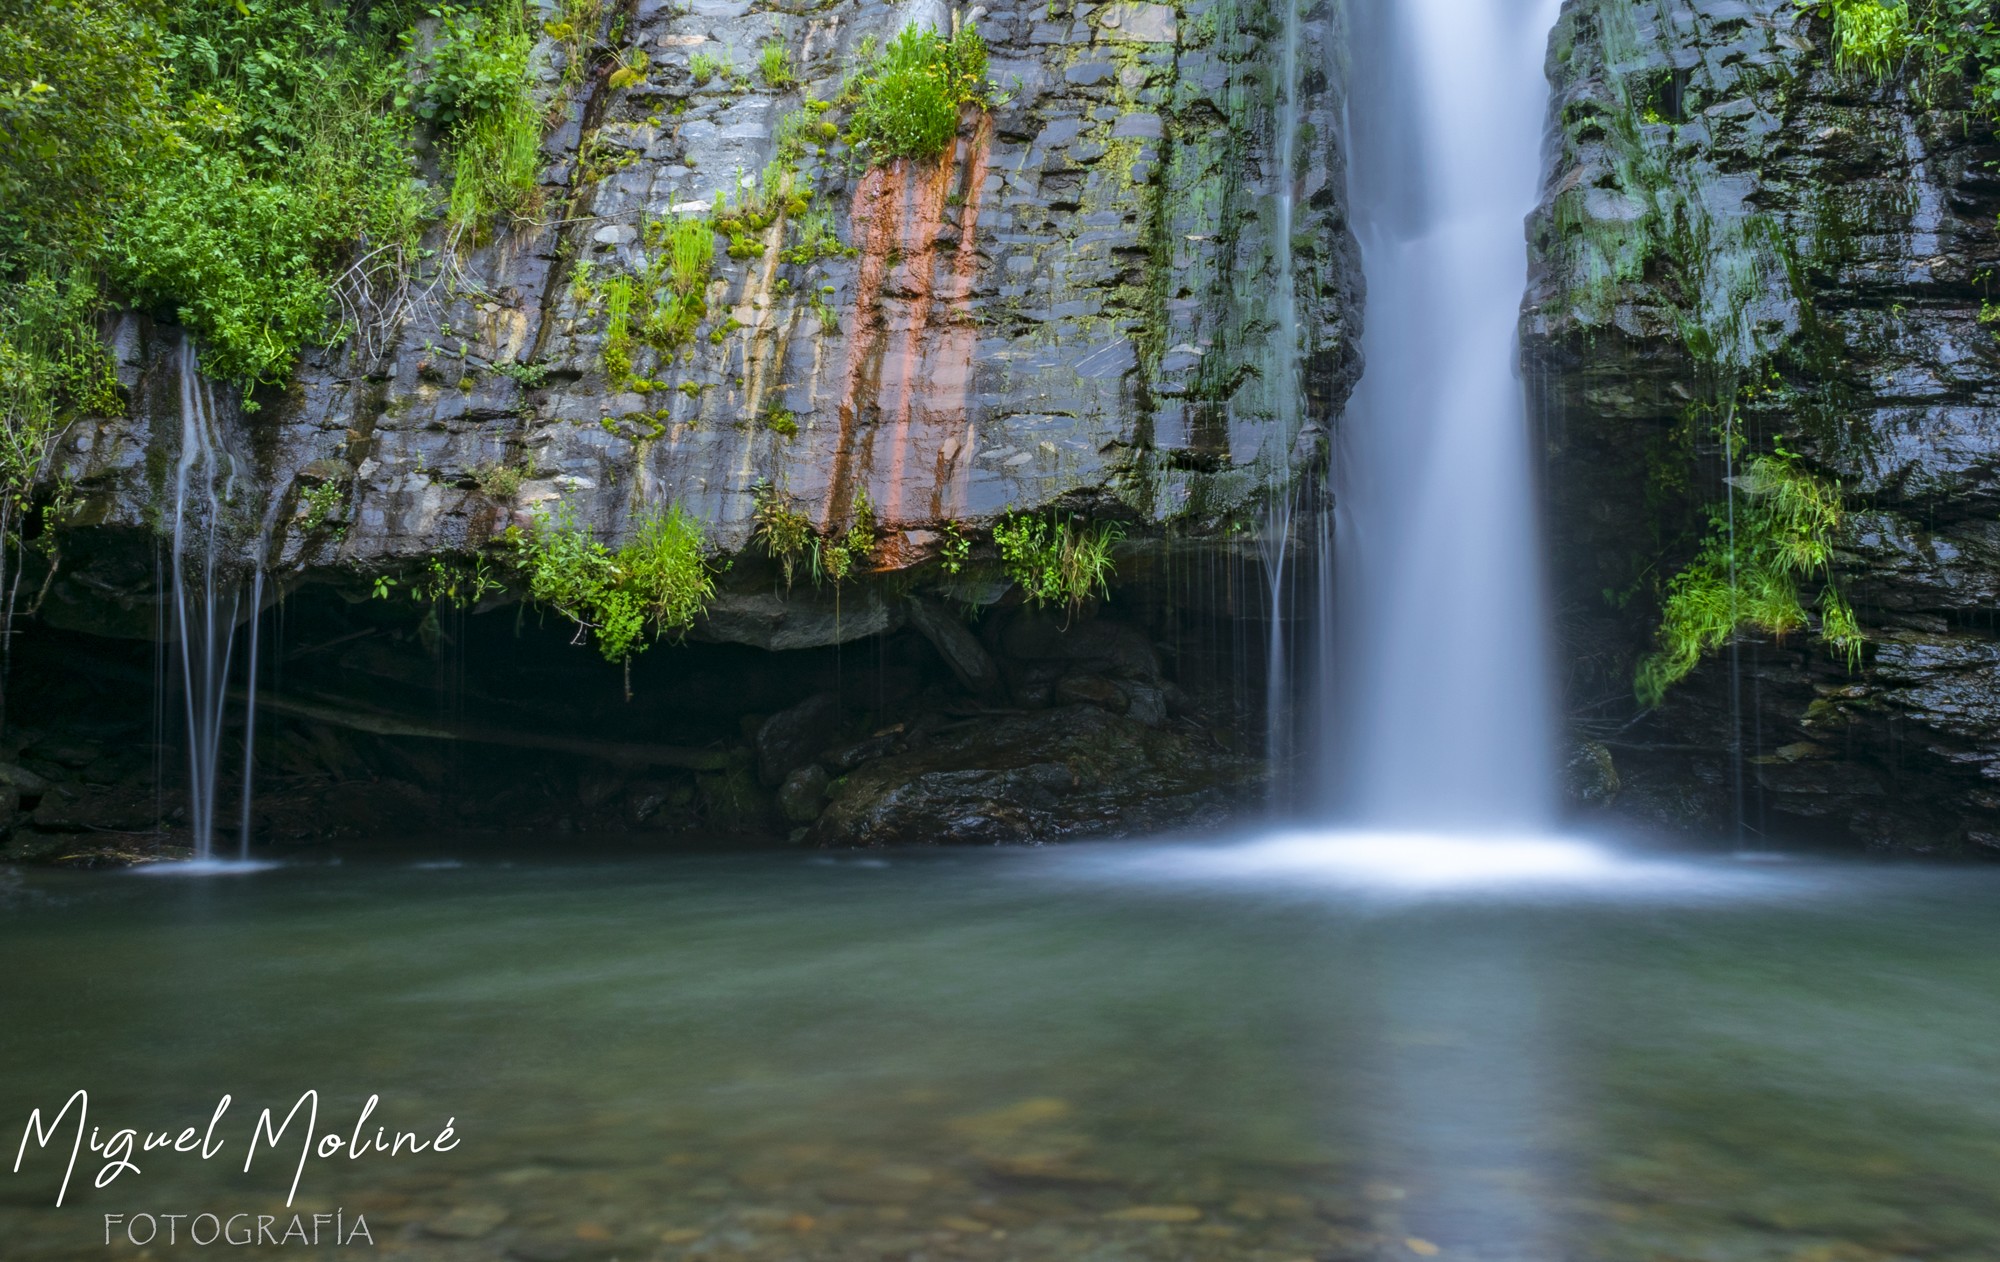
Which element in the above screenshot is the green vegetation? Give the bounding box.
[815,490,877,586]
[512,502,717,678]
[752,484,813,590]
[1796,1,2000,115]
[937,520,971,575]
[845,24,991,165]
[371,553,505,608]
[1636,453,1862,707]
[993,513,1123,616]
[759,37,797,90]
[588,215,719,387]
[689,50,725,86]
[1,0,548,403]
[1798,0,1909,76]
[298,480,345,532]
[472,460,525,499]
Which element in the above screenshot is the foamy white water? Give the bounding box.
[1332,0,1564,827]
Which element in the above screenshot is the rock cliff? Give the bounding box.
[1527,0,2000,851]
[5,0,1361,856]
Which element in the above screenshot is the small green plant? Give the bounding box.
[993,512,1123,616]
[938,520,972,575]
[765,406,798,437]
[814,489,877,586]
[298,479,345,532]
[419,554,505,608]
[495,359,550,388]
[1636,452,1863,707]
[752,483,813,590]
[472,461,525,499]
[759,37,797,89]
[846,24,990,165]
[601,273,636,382]
[689,50,725,85]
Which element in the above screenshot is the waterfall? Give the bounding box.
[167,338,265,861]
[1257,0,1306,799]
[1331,0,1561,828]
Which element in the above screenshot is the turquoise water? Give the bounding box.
[2,838,1998,1260]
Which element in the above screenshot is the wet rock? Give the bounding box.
[29,741,101,768]
[1563,741,1621,809]
[1527,0,2000,850]
[697,761,776,833]
[0,762,49,798]
[809,706,1258,847]
[1054,674,1128,712]
[778,764,829,824]
[755,694,844,787]
[697,589,906,652]
[824,729,903,773]
[906,598,1003,700]
[1000,613,1160,682]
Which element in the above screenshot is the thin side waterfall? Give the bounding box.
[1258,0,1306,797]
[167,338,265,860]
[1331,0,1560,828]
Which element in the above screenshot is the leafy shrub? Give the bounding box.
[689,50,725,85]
[114,154,363,387]
[937,520,971,574]
[432,2,543,239]
[993,513,1123,615]
[415,3,535,127]
[298,479,345,532]
[106,0,428,386]
[1636,453,1862,707]
[847,24,990,164]
[0,268,119,527]
[512,502,716,668]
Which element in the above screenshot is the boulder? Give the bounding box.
[754,693,844,787]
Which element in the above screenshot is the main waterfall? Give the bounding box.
[1330,0,1562,827]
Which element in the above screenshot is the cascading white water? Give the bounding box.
[1331,0,1561,828]
[1258,0,1306,794]
[167,338,264,861]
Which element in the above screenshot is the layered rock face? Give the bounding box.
[54,0,1358,612]
[1528,0,2000,850]
[11,0,1361,853]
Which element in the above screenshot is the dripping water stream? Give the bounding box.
[166,337,266,861]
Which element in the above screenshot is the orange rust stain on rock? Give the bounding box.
[825,164,902,528]
[827,113,994,539]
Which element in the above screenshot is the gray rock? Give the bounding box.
[0,763,50,797]
[905,598,1003,699]
[779,763,830,823]
[755,694,844,787]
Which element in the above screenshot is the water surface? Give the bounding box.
[2,837,1996,1260]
